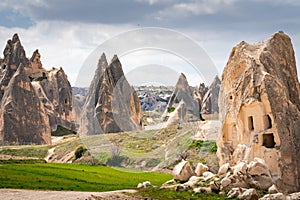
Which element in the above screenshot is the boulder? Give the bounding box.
[233,161,247,175]
[239,188,258,200]
[193,187,212,194]
[286,192,300,200]
[268,184,279,194]
[247,158,270,176]
[195,163,209,176]
[218,163,230,176]
[183,176,201,188]
[173,160,195,182]
[217,31,300,192]
[137,181,151,188]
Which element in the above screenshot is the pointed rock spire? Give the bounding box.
[0,63,51,145]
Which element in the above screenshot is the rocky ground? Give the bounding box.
[0,189,140,200]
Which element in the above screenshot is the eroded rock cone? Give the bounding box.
[0,64,51,145]
[217,31,300,193]
[79,53,142,135]
[164,73,200,124]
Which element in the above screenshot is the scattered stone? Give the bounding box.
[209,180,220,191]
[193,187,212,194]
[247,158,270,176]
[137,181,152,189]
[218,163,230,177]
[173,160,195,182]
[202,171,215,181]
[195,163,209,176]
[239,188,258,200]
[268,184,279,194]
[183,176,201,188]
[175,184,188,191]
[232,162,247,175]
[220,177,231,188]
[260,193,286,200]
[286,192,300,200]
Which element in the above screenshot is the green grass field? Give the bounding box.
[0,163,172,192]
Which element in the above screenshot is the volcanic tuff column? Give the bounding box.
[217,31,300,192]
[164,73,200,124]
[79,53,142,135]
[0,64,51,145]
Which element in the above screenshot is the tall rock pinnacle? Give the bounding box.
[217,31,300,192]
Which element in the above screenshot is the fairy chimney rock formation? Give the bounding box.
[79,53,142,135]
[0,64,51,145]
[164,73,200,124]
[217,31,300,192]
[0,33,74,144]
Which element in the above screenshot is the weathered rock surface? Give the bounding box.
[217,31,300,192]
[0,64,51,145]
[32,67,74,131]
[201,76,221,114]
[79,53,142,135]
[164,73,200,125]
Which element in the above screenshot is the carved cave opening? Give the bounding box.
[263,133,275,148]
[265,114,272,129]
[248,116,254,131]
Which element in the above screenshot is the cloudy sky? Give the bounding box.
[0,0,300,86]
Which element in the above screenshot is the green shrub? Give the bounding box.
[74,146,87,160]
[167,107,175,113]
[210,143,218,153]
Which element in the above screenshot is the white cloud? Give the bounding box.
[0,21,135,85]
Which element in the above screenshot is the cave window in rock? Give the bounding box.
[64,98,68,104]
[248,116,254,131]
[265,114,272,129]
[262,133,275,148]
[42,72,46,77]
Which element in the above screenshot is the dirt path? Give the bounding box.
[0,189,145,200]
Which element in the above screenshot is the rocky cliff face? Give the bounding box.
[79,53,142,135]
[217,31,300,192]
[164,73,200,125]
[201,76,221,114]
[0,64,51,145]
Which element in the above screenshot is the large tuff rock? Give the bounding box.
[32,67,74,131]
[79,53,142,135]
[164,73,200,124]
[0,64,51,145]
[201,76,221,114]
[217,31,300,192]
